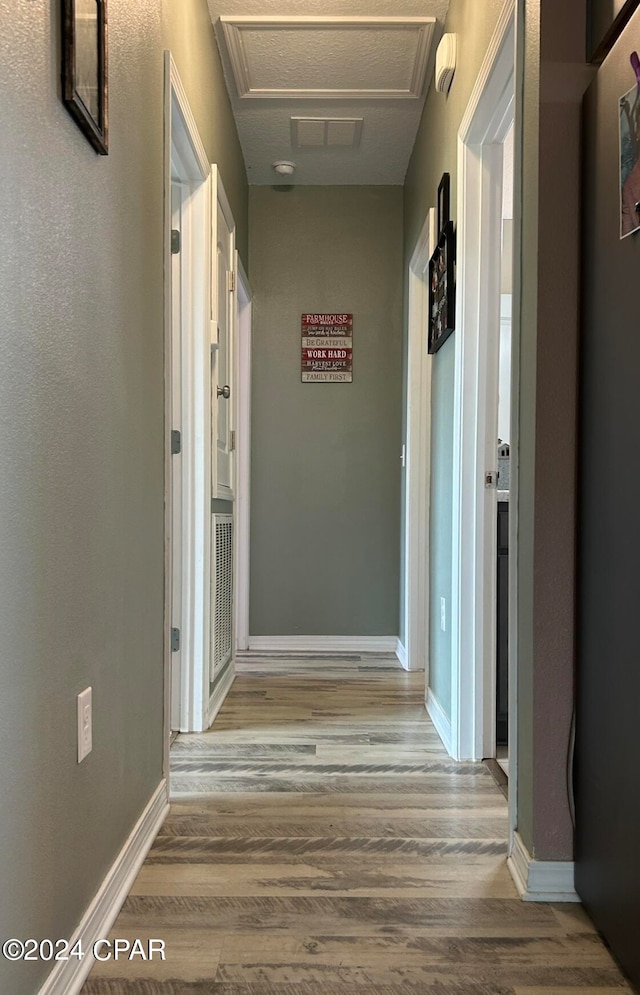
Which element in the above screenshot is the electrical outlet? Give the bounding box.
[440,597,446,632]
[77,687,92,763]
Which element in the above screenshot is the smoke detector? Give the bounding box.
[273,160,296,177]
[435,33,457,94]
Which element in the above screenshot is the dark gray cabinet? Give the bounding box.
[576,10,640,989]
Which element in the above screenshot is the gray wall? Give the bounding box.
[249,186,403,637]
[402,0,506,712]
[0,2,246,992]
[163,0,248,261]
[515,0,591,860]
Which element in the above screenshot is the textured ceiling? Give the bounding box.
[207,0,451,185]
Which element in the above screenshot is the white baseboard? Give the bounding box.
[248,636,399,655]
[208,659,236,726]
[426,688,453,755]
[395,639,408,669]
[508,830,579,902]
[38,781,169,995]
[395,638,426,672]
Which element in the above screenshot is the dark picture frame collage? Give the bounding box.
[428,172,456,355]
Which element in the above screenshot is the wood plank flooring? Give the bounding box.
[82,655,633,994]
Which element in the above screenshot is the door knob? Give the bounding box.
[217,385,231,399]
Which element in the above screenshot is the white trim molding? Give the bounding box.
[450,0,516,764]
[458,0,515,141]
[508,0,526,858]
[248,636,399,655]
[426,689,452,755]
[218,16,436,100]
[234,256,252,654]
[208,660,236,727]
[395,639,408,669]
[508,831,579,903]
[38,782,169,995]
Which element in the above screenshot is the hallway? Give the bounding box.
[82,657,630,993]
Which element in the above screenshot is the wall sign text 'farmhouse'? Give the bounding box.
[301,313,353,383]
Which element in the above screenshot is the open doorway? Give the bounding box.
[208,170,239,726]
[164,55,212,753]
[496,124,514,776]
[448,0,517,777]
[164,54,243,765]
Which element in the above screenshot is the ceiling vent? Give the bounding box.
[435,33,457,94]
[291,117,364,150]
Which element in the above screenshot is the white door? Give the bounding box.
[212,195,235,500]
[210,172,236,686]
[170,178,183,732]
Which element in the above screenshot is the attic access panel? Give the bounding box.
[218,16,436,99]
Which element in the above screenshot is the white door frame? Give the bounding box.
[402,209,436,673]
[235,255,253,652]
[169,179,184,735]
[450,0,516,763]
[164,52,212,753]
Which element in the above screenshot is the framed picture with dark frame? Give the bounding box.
[619,81,640,237]
[437,172,450,236]
[62,0,109,154]
[428,220,456,355]
[588,0,639,63]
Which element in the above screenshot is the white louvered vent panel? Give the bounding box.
[211,515,233,682]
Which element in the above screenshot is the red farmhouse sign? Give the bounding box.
[301,313,353,383]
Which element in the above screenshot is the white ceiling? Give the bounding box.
[207,0,451,185]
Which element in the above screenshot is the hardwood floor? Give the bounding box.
[82,655,632,994]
